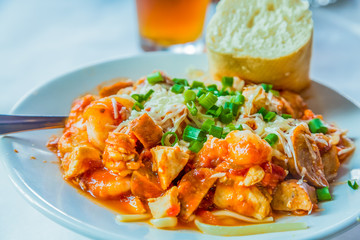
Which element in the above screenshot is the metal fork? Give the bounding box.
[0,115,67,134]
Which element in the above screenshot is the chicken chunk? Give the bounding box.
[289,124,328,188]
[271,180,317,213]
[58,127,90,156]
[80,168,131,198]
[62,145,102,179]
[214,181,271,220]
[148,186,180,218]
[196,131,272,171]
[178,168,218,220]
[242,86,285,115]
[129,113,163,149]
[151,146,189,190]
[103,132,139,175]
[244,165,265,187]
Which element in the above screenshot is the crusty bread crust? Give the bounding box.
[206,0,313,92]
[208,35,312,92]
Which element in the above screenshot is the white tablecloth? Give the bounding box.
[1,0,359,239]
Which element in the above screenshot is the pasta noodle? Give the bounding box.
[194,219,307,236]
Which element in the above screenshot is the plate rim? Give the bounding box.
[2,52,360,240]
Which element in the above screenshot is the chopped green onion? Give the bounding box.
[131,94,144,102]
[131,90,154,103]
[224,102,240,116]
[191,81,205,89]
[183,125,206,142]
[132,102,144,111]
[206,105,218,116]
[209,125,223,138]
[198,92,218,110]
[221,132,229,139]
[308,118,328,134]
[221,76,234,89]
[213,90,220,96]
[186,101,198,116]
[221,90,230,96]
[258,107,268,118]
[270,89,280,97]
[143,89,155,101]
[201,119,215,133]
[281,114,292,119]
[206,105,223,118]
[172,78,189,86]
[219,109,233,124]
[264,133,279,146]
[184,89,196,103]
[258,107,277,122]
[225,123,242,132]
[197,88,207,98]
[264,111,277,122]
[348,180,359,190]
[171,84,185,94]
[207,84,218,92]
[237,124,243,130]
[188,140,204,153]
[316,187,332,201]
[215,89,230,96]
[227,123,236,131]
[230,94,245,105]
[161,132,178,147]
[147,72,164,85]
[261,83,273,93]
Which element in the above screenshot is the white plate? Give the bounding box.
[1,53,359,240]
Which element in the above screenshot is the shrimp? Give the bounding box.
[65,94,96,129]
[226,130,272,168]
[102,132,140,175]
[57,94,96,156]
[80,168,131,199]
[196,130,272,171]
[83,96,133,150]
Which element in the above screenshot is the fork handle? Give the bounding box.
[0,115,67,134]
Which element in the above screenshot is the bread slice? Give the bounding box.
[206,0,313,92]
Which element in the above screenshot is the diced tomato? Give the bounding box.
[261,162,287,189]
[166,204,181,217]
[302,109,315,120]
[302,109,323,120]
[196,210,218,225]
[228,168,249,176]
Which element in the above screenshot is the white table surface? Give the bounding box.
[0,0,359,239]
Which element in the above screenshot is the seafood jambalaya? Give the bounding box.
[48,71,355,234]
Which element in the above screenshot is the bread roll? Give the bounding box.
[206,0,313,92]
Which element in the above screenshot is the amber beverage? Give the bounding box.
[136,0,210,51]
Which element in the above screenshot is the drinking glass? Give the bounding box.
[136,0,210,54]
